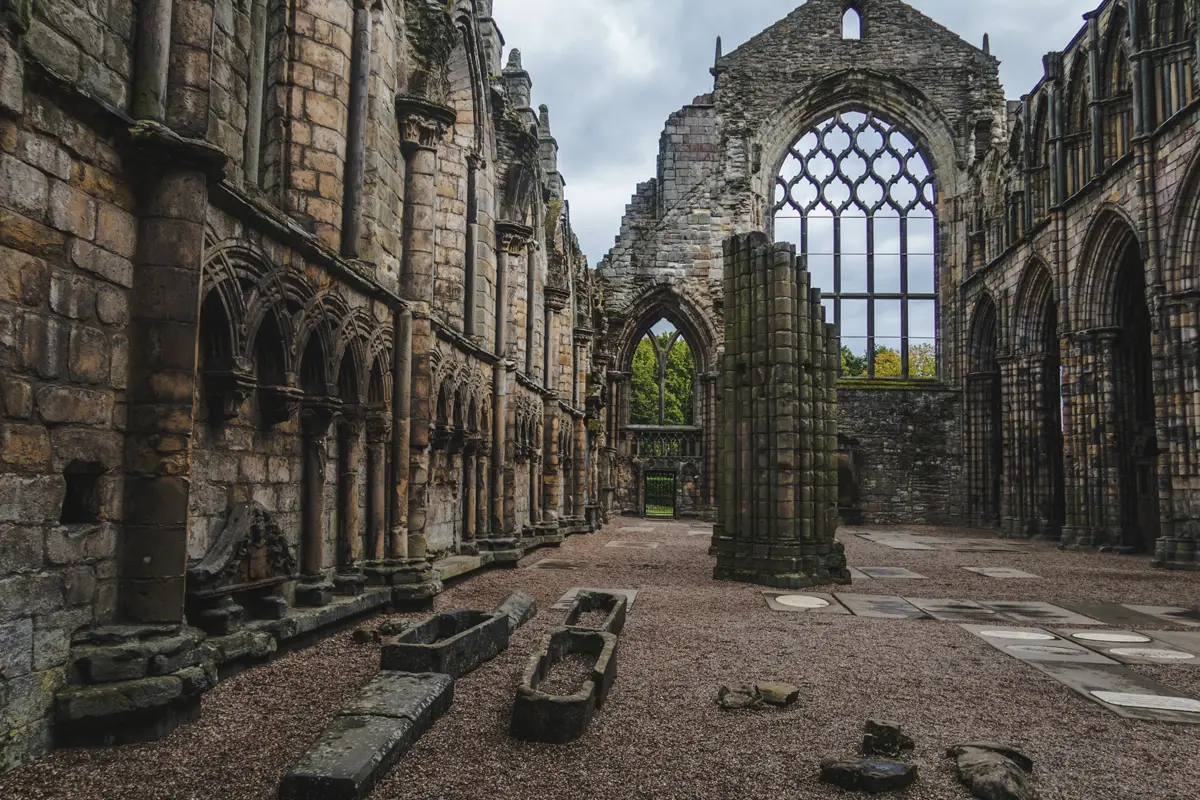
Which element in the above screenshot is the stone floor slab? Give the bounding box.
[1054,602,1170,628]
[604,541,661,550]
[1122,605,1200,628]
[526,559,590,571]
[1029,661,1200,723]
[762,592,850,614]
[1138,630,1200,657]
[856,567,928,580]
[551,588,639,611]
[618,526,655,533]
[980,601,1104,626]
[906,598,1005,623]
[848,567,873,581]
[962,567,1040,579]
[834,594,929,620]
[962,625,1116,664]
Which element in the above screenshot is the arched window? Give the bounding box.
[630,320,696,425]
[1103,7,1134,167]
[1031,98,1051,218]
[1065,54,1093,196]
[774,110,938,380]
[1148,0,1194,125]
[842,7,862,40]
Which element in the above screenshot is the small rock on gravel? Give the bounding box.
[756,681,801,707]
[378,620,409,637]
[948,741,1034,774]
[819,757,919,793]
[950,746,1039,800]
[861,718,915,757]
[351,627,380,644]
[716,684,763,710]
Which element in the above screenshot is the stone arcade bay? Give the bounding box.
[2,0,1200,797]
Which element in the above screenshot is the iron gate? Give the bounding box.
[643,472,676,518]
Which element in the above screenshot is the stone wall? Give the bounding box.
[0,0,602,769]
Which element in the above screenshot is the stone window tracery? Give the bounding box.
[1066,54,1093,196]
[773,110,938,379]
[630,320,696,425]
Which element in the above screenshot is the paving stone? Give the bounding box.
[618,526,655,533]
[979,601,1104,626]
[1030,661,1200,724]
[1057,630,1199,665]
[834,594,930,620]
[1055,602,1173,628]
[963,567,1040,579]
[604,541,660,549]
[907,598,1004,623]
[856,567,927,579]
[761,592,850,614]
[847,566,873,581]
[1121,605,1200,628]
[526,559,590,571]
[1141,630,1200,657]
[550,588,639,611]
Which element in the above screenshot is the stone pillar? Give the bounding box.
[572,414,587,519]
[462,447,477,547]
[133,0,173,121]
[243,0,268,184]
[1155,294,1200,569]
[543,401,561,523]
[365,413,389,562]
[700,372,719,516]
[491,223,532,543]
[395,99,452,586]
[712,233,850,588]
[335,416,366,593]
[341,0,373,256]
[297,407,335,607]
[389,307,412,561]
[120,166,211,624]
[476,451,489,543]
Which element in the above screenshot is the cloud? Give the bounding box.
[490,0,1100,265]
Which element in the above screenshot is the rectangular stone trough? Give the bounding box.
[379,610,508,678]
[279,672,453,800]
[562,590,628,635]
[511,629,618,744]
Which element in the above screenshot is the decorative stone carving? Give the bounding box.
[186,502,300,634]
[396,95,456,150]
[203,356,256,421]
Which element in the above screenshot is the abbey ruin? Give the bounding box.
[1,0,1200,796]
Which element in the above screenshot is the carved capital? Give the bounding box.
[301,399,340,436]
[366,411,392,443]
[204,356,256,422]
[396,94,456,151]
[259,374,304,427]
[496,220,533,255]
[545,286,570,311]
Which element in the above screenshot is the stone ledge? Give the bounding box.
[279,672,454,800]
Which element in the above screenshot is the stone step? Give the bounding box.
[432,555,485,582]
[279,672,454,800]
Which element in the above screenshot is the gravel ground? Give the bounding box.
[4,520,1200,800]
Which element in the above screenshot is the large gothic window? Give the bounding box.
[774,111,938,379]
[630,320,696,425]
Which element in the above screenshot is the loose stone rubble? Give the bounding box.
[948,743,1039,800]
[861,719,916,758]
[819,757,920,793]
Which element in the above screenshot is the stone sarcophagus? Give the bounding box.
[711,233,851,588]
[186,502,301,634]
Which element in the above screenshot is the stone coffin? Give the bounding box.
[562,590,627,635]
[510,629,618,744]
[379,611,509,678]
[279,672,453,800]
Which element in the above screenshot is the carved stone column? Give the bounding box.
[335,415,366,595]
[461,443,477,551]
[365,413,390,563]
[297,405,337,607]
[389,99,453,602]
[542,400,561,523]
[489,222,533,548]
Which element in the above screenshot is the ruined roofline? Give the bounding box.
[718,0,999,69]
[1011,0,1108,103]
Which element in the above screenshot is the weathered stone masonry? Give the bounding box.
[0,0,603,768]
[600,0,1200,568]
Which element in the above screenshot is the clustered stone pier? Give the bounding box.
[711,233,850,588]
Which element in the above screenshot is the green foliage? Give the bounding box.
[873,346,903,378]
[909,342,937,379]
[630,332,695,425]
[840,346,867,378]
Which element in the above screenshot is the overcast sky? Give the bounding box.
[491,0,1100,269]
